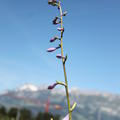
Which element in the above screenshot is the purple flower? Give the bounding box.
[57,27,64,32]
[63,114,69,120]
[47,47,57,52]
[50,36,59,42]
[56,54,65,59]
[53,17,61,25]
[47,45,61,52]
[48,83,58,90]
[56,45,61,49]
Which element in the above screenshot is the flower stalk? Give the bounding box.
[47,0,76,120]
[58,1,72,120]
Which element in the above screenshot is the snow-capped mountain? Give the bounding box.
[16,84,39,92]
[0,84,120,120]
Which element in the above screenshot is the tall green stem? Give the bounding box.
[58,1,72,120]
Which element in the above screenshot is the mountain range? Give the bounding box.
[0,84,120,120]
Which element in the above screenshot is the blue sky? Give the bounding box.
[0,0,120,94]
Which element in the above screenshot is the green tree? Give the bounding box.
[19,108,32,120]
[36,112,43,120]
[8,107,18,120]
[43,112,53,120]
[0,106,7,118]
[54,114,60,120]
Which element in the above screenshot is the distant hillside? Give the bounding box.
[0,84,120,120]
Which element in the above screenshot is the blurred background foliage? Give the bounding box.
[0,106,60,120]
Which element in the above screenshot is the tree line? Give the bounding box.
[0,106,60,120]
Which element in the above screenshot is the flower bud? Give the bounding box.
[48,83,58,90]
[56,54,65,59]
[53,17,61,25]
[47,45,61,52]
[50,36,59,42]
[48,0,58,6]
[57,27,64,32]
[47,47,56,52]
[56,44,61,49]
